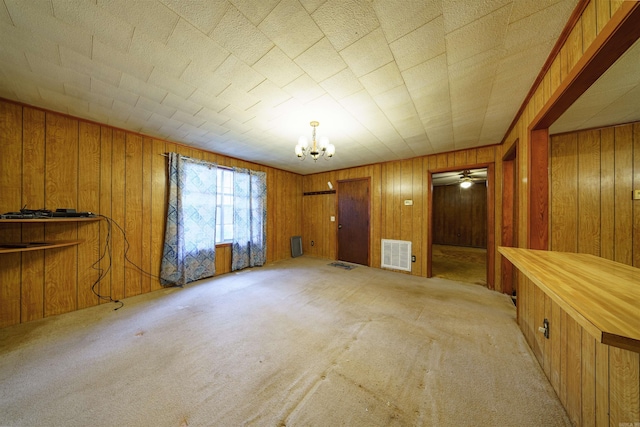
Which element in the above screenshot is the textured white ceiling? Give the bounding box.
[550,37,640,135]
[0,0,579,175]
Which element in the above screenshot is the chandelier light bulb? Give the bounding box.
[294,121,336,162]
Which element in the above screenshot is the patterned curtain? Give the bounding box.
[231,168,267,271]
[160,153,218,286]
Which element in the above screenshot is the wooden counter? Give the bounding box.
[499,247,640,353]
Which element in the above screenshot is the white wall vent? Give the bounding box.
[381,239,412,272]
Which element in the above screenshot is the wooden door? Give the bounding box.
[337,178,370,265]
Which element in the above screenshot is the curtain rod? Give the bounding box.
[160,153,233,171]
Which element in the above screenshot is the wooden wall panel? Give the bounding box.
[577,130,601,256]
[21,108,46,322]
[635,123,640,269]
[600,127,615,261]
[125,134,143,298]
[111,130,126,302]
[98,127,113,302]
[44,113,79,317]
[550,133,578,252]
[432,184,487,248]
[614,125,633,265]
[0,102,22,327]
[141,137,152,294]
[0,100,303,327]
[609,347,640,426]
[77,121,101,309]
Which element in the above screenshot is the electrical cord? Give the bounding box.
[90,214,164,310]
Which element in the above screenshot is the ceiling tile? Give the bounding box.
[253,46,304,87]
[136,95,177,119]
[340,28,394,77]
[65,83,113,109]
[283,74,325,104]
[0,24,61,66]
[259,0,324,58]
[319,67,364,100]
[218,84,260,111]
[359,61,403,96]
[229,0,280,26]
[93,39,153,82]
[160,0,229,34]
[503,1,575,56]
[148,68,196,99]
[210,5,274,65]
[0,43,32,72]
[374,0,441,42]
[119,73,167,103]
[312,0,380,51]
[0,0,12,25]
[445,4,511,65]
[219,103,255,124]
[442,0,512,34]
[509,0,567,23]
[167,19,229,72]
[180,63,229,97]
[60,46,121,87]
[213,55,265,91]
[299,0,326,14]
[390,16,445,71]
[5,0,92,57]
[129,29,190,78]
[294,37,347,82]
[248,79,292,107]
[92,78,139,107]
[52,0,134,52]
[96,0,180,44]
[26,52,91,92]
[189,89,229,115]
[171,109,206,128]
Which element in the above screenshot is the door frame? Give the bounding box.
[427,162,495,289]
[336,177,371,266]
[501,140,518,295]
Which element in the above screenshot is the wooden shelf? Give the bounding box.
[499,247,640,353]
[0,240,82,254]
[0,217,100,223]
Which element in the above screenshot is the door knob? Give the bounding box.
[338,224,342,229]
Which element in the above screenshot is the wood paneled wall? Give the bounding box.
[519,278,640,426]
[432,183,487,248]
[502,1,639,426]
[0,99,302,328]
[550,123,640,264]
[302,147,497,280]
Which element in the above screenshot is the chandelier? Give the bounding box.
[294,121,335,161]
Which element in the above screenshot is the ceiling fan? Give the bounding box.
[458,170,485,188]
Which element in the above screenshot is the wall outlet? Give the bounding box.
[411,255,416,262]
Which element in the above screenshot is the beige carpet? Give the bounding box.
[0,256,569,426]
[432,244,487,286]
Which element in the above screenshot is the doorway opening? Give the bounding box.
[430,167,490,286]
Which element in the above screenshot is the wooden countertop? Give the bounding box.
[499,247,640,353]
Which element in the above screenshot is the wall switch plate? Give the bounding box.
[634,190,640,200]
[330,216,335,222]
[404,200,413,206]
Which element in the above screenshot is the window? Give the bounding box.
[216,168,234,243]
